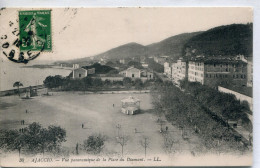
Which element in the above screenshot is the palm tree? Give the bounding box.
[13,81,23,97]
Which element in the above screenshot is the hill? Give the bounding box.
[94,42,148,61]
[62,32,200,65]
[59,23,253,66]
[183,23,253,58]
[146,32,202,61]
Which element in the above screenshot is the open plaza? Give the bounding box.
[0,92,203,157]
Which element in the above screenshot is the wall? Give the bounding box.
[98,77,124,81]
[218,86,253,111]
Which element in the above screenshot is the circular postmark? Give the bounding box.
[0,9,52,64]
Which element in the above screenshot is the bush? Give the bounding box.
[83,135,105,154]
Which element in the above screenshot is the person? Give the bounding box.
[82,124,84,129]
[76,143,79,155]
[134,128,137,133]
[166,126,168,132]
[113,104,114,107]
[26,109,28,113]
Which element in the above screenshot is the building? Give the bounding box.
[140,70,154,80]
[121,96,140,115]
[72,67,95,79]
[172,58,187,84]
[119,66,154,81]
[188,56,248,87]
[119,67,141,78]
[72,64,79,69]
[142,63,149,69]
[120,59,126,64]
[247,57,253,87]
[154,56,169,65]
[164,62,172,78]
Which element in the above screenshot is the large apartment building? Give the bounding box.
[188,55,248,87]
[164,62,172,78]
[172,58,187,84]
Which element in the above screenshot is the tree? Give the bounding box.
[123,77,132,88]
[83,134,105,154]
[127,61,143,69]
[43,75,64,89]
[134,78,143,90]
[104,79,111,87]
[0,122,66,156]
[13,81,23,96]
[92,78,103,88]
[116,135,128,157]
[46,125,67,152]
[140,137,149,157]
[0,130,25,157]
[163,133,177,154]
[82,76,93,90]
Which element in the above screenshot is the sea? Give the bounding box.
[0,60,71,91]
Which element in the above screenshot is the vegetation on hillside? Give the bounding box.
[82,63,118,74]
[147,32,202,61]
[183,23,253,58]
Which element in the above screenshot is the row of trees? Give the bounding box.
[0,123,66,157]
[43,75,153,91]
[151,81,250,154]
[179,79,252,131]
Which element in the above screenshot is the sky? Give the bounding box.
[0,7,253,61]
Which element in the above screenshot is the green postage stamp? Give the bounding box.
[19,10,52,51]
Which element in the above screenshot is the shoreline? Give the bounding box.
[0,87,151,97]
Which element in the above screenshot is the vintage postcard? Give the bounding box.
[0,7,253,166]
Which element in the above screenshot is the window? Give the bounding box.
[132,74,135,78]
[79,74,81,77]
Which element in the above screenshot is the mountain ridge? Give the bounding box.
[59,23,252,65]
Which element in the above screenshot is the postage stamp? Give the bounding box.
[19,10,52,52]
